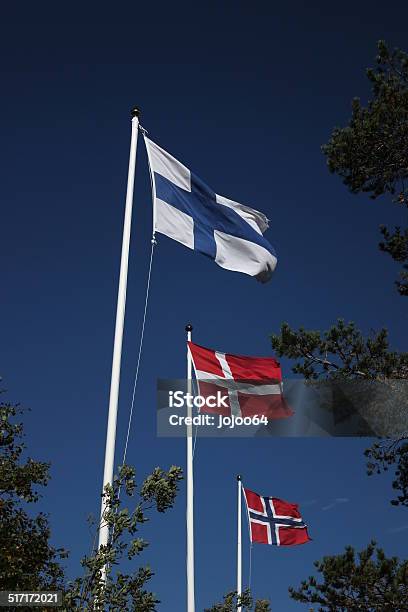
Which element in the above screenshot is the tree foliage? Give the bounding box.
[365,438,408,508]
[271,320,408,506]
[0,400,67,593]
[322,40,408,295]
[271,319,408,381]
[205,588,271,612]
[63,464,183,611]
[1,395,183,610]
[289,541,408,611]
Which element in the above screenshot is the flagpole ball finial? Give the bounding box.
[185,324,193,332]
[131,106,141,118]
[237,474,242,481]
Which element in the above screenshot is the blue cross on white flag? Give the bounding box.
[144,136,277,282]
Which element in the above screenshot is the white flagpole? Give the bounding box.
[186,324,195,612]
[237,474,242,611]
[98,107,140,572]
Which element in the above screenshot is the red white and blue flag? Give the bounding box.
[188,341,293,419]
[243,488,311,546]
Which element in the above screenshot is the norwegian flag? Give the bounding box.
[188,341,293,419]
[243,488,311,546]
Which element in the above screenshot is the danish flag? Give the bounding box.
[243,488,311,546]
[188,341,293,419]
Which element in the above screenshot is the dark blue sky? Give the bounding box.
[2,2,408,610]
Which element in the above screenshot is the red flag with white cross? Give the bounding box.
[188,341,293,419]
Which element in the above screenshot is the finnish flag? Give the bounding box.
[144,136,277,282]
